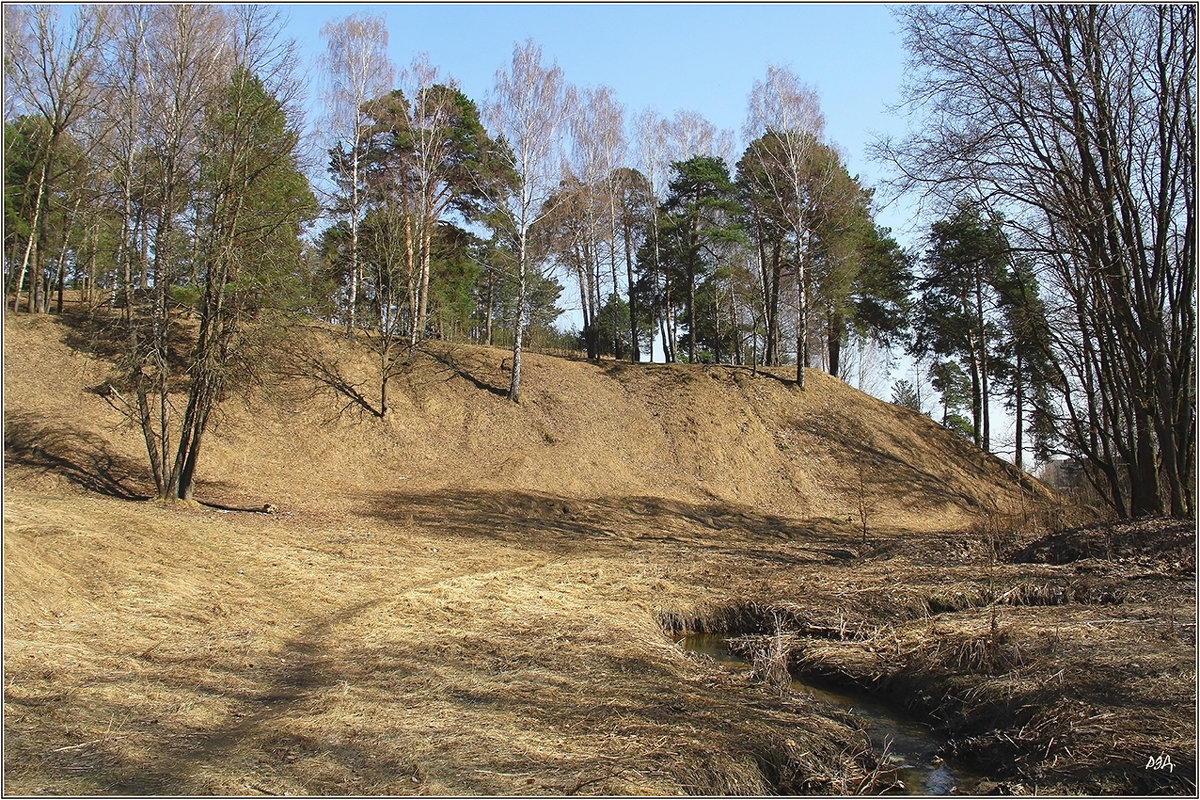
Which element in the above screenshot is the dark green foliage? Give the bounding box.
[849,226,913,350]
[657,155,743,363]
[360,84,505,223]
[592,294,632,360]
[4,118,44,252]
[329,82,513,343]
[891,379,922,412]
[486,265,565,348]
[911,201,1010,450]
[314,220,354,317]
[929,360,974,441]
[428,222,486,340]
[735,132,909,375]
[910,201,1060,468]
[198,67,318,320]
[4,115,90,309]
[991,259,1061,469]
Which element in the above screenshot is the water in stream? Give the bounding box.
[682,633,982,796]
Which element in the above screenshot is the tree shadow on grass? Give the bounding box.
[3,410,149,500]
[4,589,866,796]
[417,344,509,399]
[3,598,432,796]
[792,413,999,515]
[356,487,860,567]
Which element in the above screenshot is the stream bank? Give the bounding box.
[682,632,984,795]
[659,518,1195,795]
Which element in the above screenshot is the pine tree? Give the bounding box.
[912,201,1010,451]
[160,61,316,500]
[658,155,742,363]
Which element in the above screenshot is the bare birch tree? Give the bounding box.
[668,109,734,165]
[633,108,730,362]
[3,4,108,313]
[587,88,627,357]
[320,12,393,335]
[567,86,625,359]
[485,39,574,402]
[632,107,673,361]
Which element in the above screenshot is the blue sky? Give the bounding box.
[286,3,918,239]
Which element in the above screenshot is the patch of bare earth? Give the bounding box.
[3,311,1195,795]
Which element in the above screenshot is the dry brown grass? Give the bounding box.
[2,482,894,795]
[3,311,1193,795]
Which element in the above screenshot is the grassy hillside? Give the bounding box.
[3,311,1047,526]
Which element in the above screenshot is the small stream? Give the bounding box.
[682,633,982,796]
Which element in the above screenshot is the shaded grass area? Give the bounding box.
[4,409,149,500]
[358,487,860,566]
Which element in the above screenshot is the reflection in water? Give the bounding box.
[682,633,981,796]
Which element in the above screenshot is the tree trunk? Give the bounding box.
[980,312,991,453]
[609,191,621,359]
[54,196,81,314]
[135,370,165,495]
[687,191,700,363]
[624,215,639,362]
[827,312,842,379]
[11,158,50,314]
[84,222,98,305]
[380,342,391,418]
[484,267,495,346]
[650,208,667,363]
[509,234,527,403]
[687,260,697,363]
[1014,351,1024,472]
[665,292,677,362]
[969,341,983,449]
[347,146,360,336]
[581,238,598,360]
[767,241,782,366]
[417,220,433,342]
[1129,404,1163,517]
[795,239,807,388]
[405,212,418,344]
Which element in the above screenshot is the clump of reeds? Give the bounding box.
[725,612,800,695]
[945,622,1024,674]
